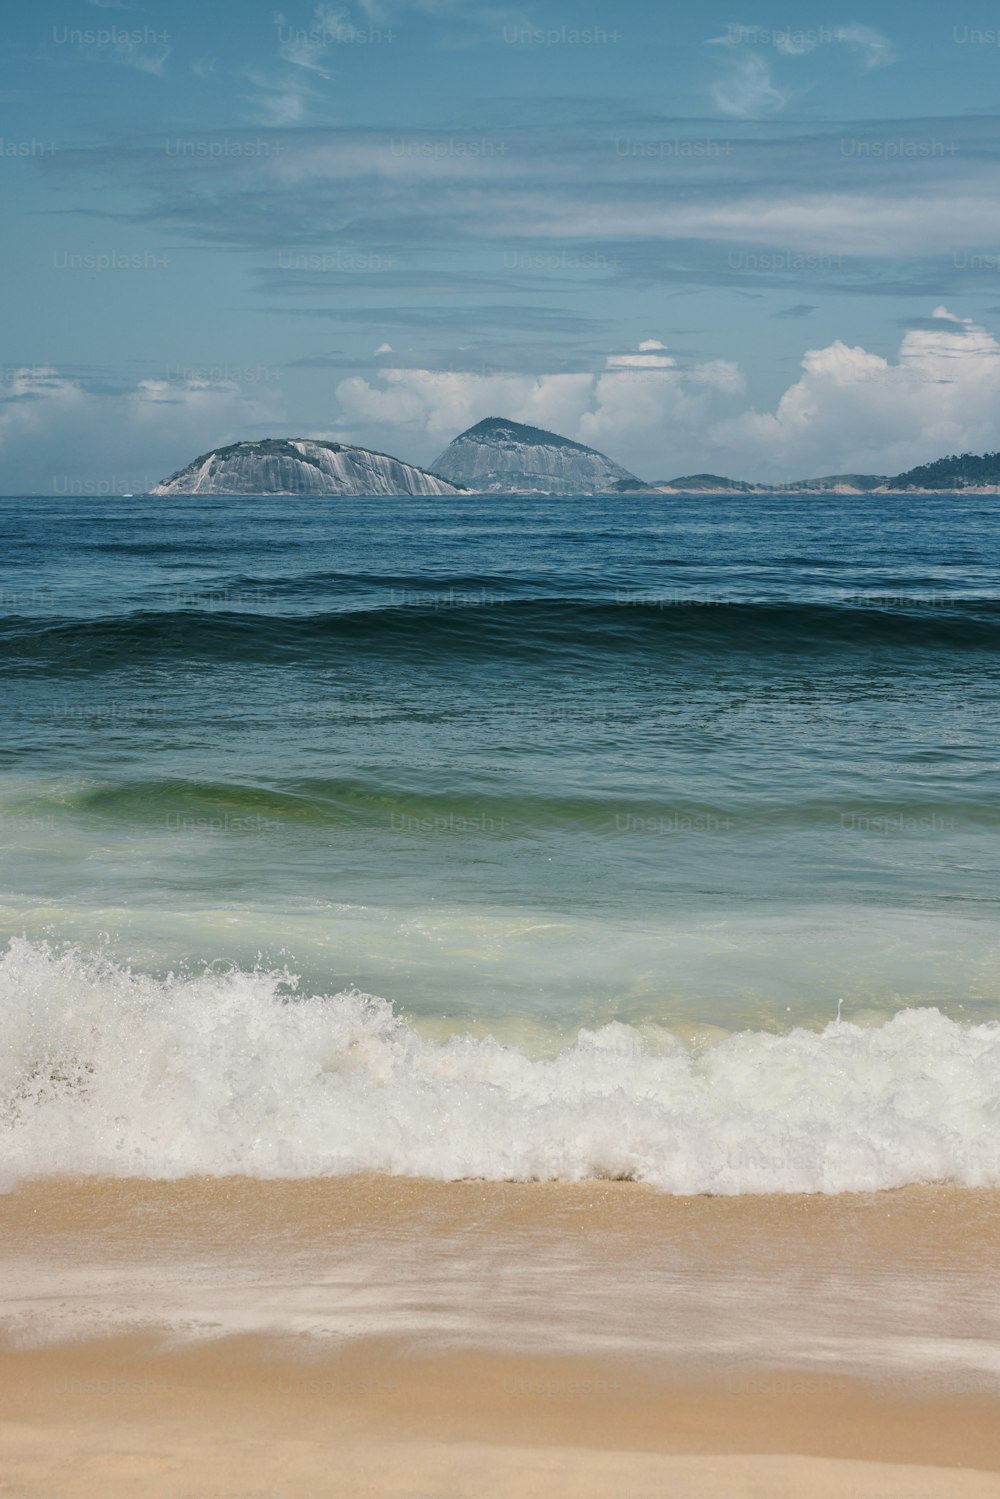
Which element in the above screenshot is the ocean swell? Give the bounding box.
[2,597,1000,673]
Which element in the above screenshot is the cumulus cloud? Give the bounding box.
[577,359,744,468]
[709,309,1000,477]
[334,344,746,471]
[333,313,1000,481]
[335,367,596,444]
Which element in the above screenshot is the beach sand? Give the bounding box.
[2,1176,1000,1497]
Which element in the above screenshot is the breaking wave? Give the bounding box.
[3,938,999,1195]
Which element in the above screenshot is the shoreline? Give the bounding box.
[3,1177,1000,1495]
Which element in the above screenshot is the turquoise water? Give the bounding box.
[2,493,999,1189]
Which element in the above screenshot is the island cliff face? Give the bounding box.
[430,417,644,495]
[150,439,465,497]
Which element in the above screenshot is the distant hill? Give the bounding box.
[655,473,756,493]
[883,451,1000,490]
[655,459,1000,494]
[785,473,886,493]
[654,472,885,494]
[430,417,643,495]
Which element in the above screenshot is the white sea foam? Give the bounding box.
[2,937,999,1194]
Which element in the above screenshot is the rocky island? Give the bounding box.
[150,439,465,497]
[429,417,645,495]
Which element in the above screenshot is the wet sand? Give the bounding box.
[2,1176,1000,1497]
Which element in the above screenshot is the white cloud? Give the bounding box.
[0,368,90,447]
[65,33,171,74]
[606,351,675,368]
[446,187,1000,259]
[773,33,818,57]
[334,345,746,472]
[275,5,348,76]
[243,66,316,124]
[831,24,895,69]
[335,368,597,443]
[334,315,1000,481]
[708,21,894,117]
[712,53,789,117]
[710,310,1000,477]
[116,40,170,75]
[244,4,360,120]
[578,359,744,469]
[0,368,282,493]
[709,21,894,67]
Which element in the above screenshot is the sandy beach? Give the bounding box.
[2,1176,1000,1497]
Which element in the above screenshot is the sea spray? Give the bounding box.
[3,938,999,1194]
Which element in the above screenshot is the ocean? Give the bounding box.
[2,491,999,1192]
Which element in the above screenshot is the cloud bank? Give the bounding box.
[335,310,1000,480]
[3,310,1000,489]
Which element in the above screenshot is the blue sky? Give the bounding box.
[4,0,1000,489]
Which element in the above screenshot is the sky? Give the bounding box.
[4,0,1000,490]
